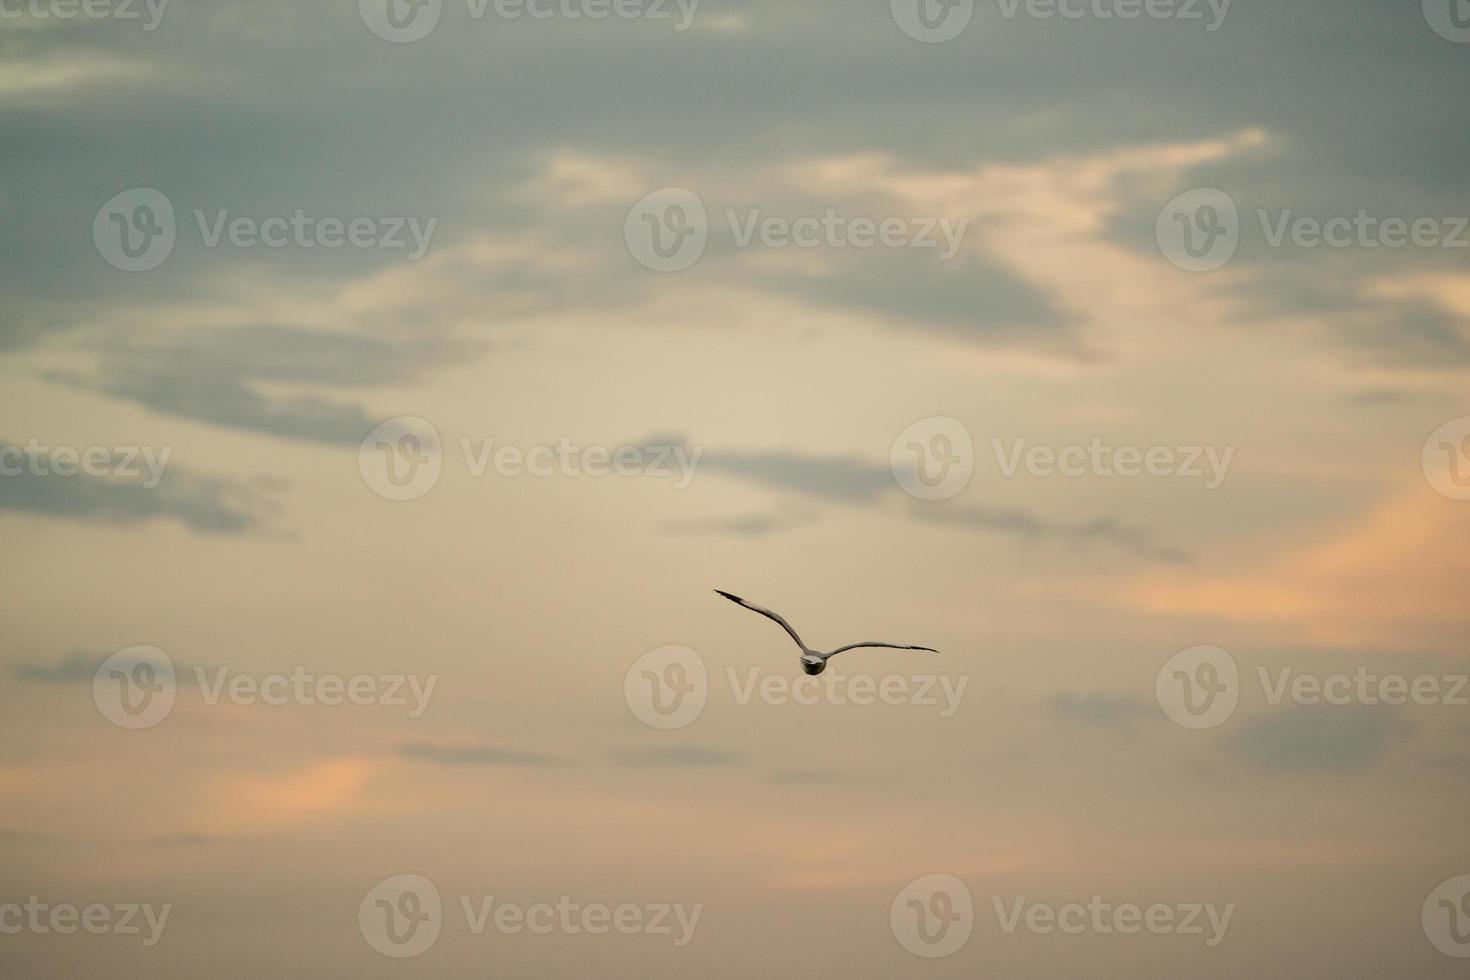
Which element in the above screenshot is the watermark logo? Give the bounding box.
[992,437,1234,488]
[95,190,437,270]
[992,895,1233,946]
[891,0,974,43]
[0,0,170,31]
[0,898,172,946]
[0,441,171,488]
[625,190,969,270]
[996,0,1231,30]
[1157,187,1238,272]
[727,668,968,717]
[1424,0,1470,42]
[361,876,701,951]
[1423,417,1470,501]
[94,188,176,273]
[360,0,443,42]
[891,874,974,958]
[726,209,969,258]
[1156,645,1238,730]
[1161,187,1469,271]
[360,874,443,958]
[625,188,709,272]
[1425,876,1470,957]
[359,420,701,500]
[92,646,176,730]
[359,417,444,502]
[625,646,708,730]
[891,417,975,501]
[194,667,437,717]
[1259,666,1467,708]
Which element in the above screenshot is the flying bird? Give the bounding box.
[714,590,938,676]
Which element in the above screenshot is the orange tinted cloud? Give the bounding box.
[1123,490,1470,652]
[202,757,378,831]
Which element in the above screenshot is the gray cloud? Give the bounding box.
[400,743,565,768]
[680,439,1188,561]
[695,447,900,505]
[1229,708,1409,773]
[1335,303,1470,371]
[613,746,738,768]
[11,651,102,684]
[0,442,267,533]
[1050,694,1159,732]
[51,324,457,445]
[913,505,1194,564]
[664,510,818,538]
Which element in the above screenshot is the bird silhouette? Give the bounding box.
[715,590,938,676]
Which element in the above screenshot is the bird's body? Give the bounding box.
[715,590,938,676]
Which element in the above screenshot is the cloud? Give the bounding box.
[914,505,1193,564]
[201,758,376,831]
[51,324,455,445]
[0,442,268,533]
[695,446,898,505]
[11,651,102,684]
[1050,694,1158,732]
[1228,708,1408,773]
[614,746,738,768]
[680,439,1188,561]
[400,743,565,768]
[1121,491,1470,654]
[664,510,818,537]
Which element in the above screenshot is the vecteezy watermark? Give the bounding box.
[1158,187,1470,272]
[0,0,169,30]
[358,0,700,44]
[889,875,1234,956]
[990,895,1234,946]
[194,667,437,718]
[1423,0,1470,43]
[358,875,702,958]
[0,440,171,489]
[1257,667,1468,709]
[91,647,438,730]
[891,874,974,958]
[93,188,437,272]
[1155,646,1240,730]
[0,898,171,947]
[992,437,1235,489]
[624,188,971,273]
[1156,646,1469,730]
[357,417,702,501]
[891,417,975,502]
[996,0,1231,29]
[890,0,974,43]
[1423,417,1470,501]
[624,646,709,730]
[1424,876,1470,958]
[92,647,177,731]
[624,647,968,730]
[891,0,1230,43]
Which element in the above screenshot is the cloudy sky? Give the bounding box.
[2,0,1469,976]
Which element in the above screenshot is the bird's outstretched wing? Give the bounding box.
[714,590,807,652]
[821,642,939,661]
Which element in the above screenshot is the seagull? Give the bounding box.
[715,590,938,676]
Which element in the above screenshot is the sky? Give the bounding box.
[2,0,1469,976]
